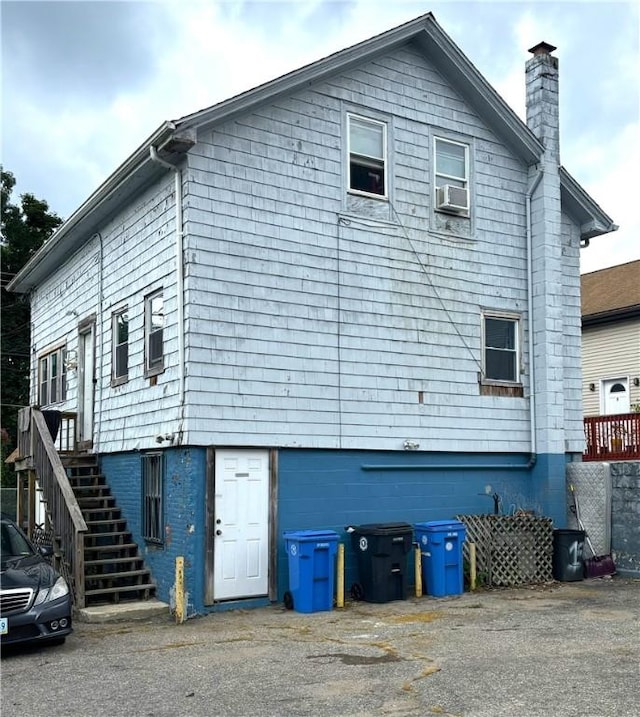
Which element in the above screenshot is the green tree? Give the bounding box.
[1,169,62,484]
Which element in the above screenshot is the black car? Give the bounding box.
[0,515,72,647]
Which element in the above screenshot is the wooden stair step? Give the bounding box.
[86,518,125,527]
[85,556,143,567]
[85,569,152,582]
[84,542,139,553]
[84,530,132,540]
[85,583,156,598]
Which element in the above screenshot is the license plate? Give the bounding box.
[0,618,7,636]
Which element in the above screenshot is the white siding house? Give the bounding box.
[10,14,617,613]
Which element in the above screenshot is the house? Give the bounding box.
[581,260,640,416]
[8,13,616,613]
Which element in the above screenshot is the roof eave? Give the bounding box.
[7,121,178,294]
[559,166,618,240]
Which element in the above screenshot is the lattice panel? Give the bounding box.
[457,515,553,587]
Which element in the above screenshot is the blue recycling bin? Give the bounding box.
[415,520,466,597]
[283,530,339,613]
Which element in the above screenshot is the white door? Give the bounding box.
[213,449,269,600]
[602,378,630,415]
[77,325,95,447]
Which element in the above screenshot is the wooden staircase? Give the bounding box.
[62,454,156,606]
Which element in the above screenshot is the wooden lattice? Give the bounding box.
[456,515,553,587]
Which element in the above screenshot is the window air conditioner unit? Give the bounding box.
[436,184,469,213]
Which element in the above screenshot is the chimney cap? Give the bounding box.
[528,41,557,56]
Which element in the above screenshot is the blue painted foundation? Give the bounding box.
[99,447,567,615]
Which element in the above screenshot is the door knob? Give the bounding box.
[216,529,222,536]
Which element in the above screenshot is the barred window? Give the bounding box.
[142,452,163,544]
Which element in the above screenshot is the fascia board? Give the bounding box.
[414,21,543,166]
[175,16,433,134]
[8,122,176,293]
[559,166,617,239]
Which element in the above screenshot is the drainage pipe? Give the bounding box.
[149,146,185,442]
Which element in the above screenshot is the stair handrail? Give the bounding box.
[30,408,88,608]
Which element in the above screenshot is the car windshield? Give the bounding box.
[1,521,36,564]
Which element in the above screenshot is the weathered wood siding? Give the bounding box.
[582,319,640,416]
[182,44,580,451]
[30,177,180,452]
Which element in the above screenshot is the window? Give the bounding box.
[435,138,468,190]
[142,452,163,544]
[348,114,386,197]
[38,346,67,405]
[483,315,520,383]
[145,290,164,376]
[112,308,129,384]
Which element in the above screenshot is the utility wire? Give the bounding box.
[389,202,482,372]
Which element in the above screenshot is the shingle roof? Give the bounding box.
[581,260,640,319]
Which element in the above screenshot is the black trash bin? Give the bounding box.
[348,522,413,603]
[552,529,585,582]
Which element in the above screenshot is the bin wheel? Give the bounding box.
[350,582,365,601]
[283,591,294,610]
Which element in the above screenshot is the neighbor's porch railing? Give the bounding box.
[16,407,88,608]
[583,412,640,461]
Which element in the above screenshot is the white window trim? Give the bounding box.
[144,289,164,378]
[347,113,388,199]
[481,312,521,385]
[434,136,470,217]
[37,344,67,406]
[111,307,129,386]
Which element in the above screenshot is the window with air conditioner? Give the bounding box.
[434,137,469,213]
[347,114,387,198]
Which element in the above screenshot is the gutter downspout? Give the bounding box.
[525,167,544,468]
[149,146,186,443]
[94,232,104,453]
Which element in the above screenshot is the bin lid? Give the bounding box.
[415,520,466,532]
[350,522,413,536]
[283,529,339,541]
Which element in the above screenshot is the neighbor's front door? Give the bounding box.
[77,323,95,448]
[213,449,269,600]
[602,378,630,415]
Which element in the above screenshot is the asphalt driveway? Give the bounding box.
[2,577,638,717]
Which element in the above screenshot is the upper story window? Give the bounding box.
[111,307,129,385]
[38,346,67,406]
[145,290,164,377]
[483,314,520,383]
[434,137,469,214]
[348,114,387,197]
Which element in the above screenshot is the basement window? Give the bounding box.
[348,114,387,197]
[142,452,164,544]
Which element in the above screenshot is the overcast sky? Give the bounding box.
[2,0,638,274]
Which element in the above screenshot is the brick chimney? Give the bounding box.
[526,41,560,163]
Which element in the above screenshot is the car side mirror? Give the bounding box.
[39,544,54,557]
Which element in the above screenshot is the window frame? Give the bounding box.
[38,345,67,406]
[144,289,164,378]
[434,136,469,213]
[481,312,521,385]
[142,452,164,545]
[347,113,388,199]
[111,306,129,386]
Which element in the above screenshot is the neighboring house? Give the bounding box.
[9,14,616,613]
[581,260,640,416]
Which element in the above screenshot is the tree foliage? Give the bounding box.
[1,170,62,482]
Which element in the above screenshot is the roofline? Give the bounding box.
[559,166,618,239]
[8,121,176,293]
[175,13,544,164]
[582,305,640,326]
